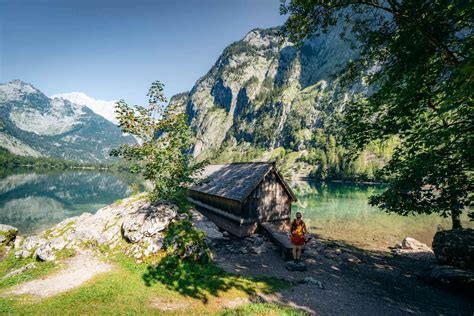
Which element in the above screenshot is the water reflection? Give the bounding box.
[291,180,473,250]
[0,169,138,234]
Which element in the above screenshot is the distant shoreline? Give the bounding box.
[297,177,385,186]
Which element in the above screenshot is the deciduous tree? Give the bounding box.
[281,0,473,228]
[111,81,204,202]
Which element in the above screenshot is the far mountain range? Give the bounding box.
[1,24,389,179]
[0,80,135,162]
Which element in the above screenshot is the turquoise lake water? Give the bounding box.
[291,180,473,250]
[0,169,137,234]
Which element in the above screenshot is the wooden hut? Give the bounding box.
[188,162,297,237]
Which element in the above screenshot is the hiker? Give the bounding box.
[289,211,307,262]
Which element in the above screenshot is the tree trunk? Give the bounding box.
[451,209,462,230]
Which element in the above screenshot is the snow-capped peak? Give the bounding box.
[51,92,118,124]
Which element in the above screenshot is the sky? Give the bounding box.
[0,0,286,105]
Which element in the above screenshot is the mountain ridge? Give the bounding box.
[169,25,392,181]
[0,80,135,162]
[170,25,357,156]
[51,92,118,124]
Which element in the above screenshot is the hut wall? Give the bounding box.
[242,170,291,223]
[188,190,242,218]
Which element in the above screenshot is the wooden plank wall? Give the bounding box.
[188,190,242,217]
[243,170,291,223]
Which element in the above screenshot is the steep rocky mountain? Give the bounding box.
[0,80,135,162]
[170,26,359,160]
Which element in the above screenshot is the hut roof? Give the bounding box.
[190,162,297,202]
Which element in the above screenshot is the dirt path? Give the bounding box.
[7,251,112,298]
[211,235,474,316]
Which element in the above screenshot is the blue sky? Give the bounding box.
[0,0,285,105]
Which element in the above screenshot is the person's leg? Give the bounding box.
[292,245,297,260]
[296,245,302,260]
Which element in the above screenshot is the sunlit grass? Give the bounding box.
[0,251,297,315]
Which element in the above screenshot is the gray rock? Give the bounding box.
[191,210,224,239]
[13,236,24,249]
[302,277,324,289]
[35,245,55,261]
[122,202,177,243]
[250,245,265,255]
[34,238,68,261]
[12,196,180,262]
[419,265,474,291]
[432,228,474,269]
[391,237,435,261]
[402,237,431,251]
[340,253,362,264]
[240,247,249,254]
[96,224,120,246]
[286,261,307,271]
[2,263,36,280]
[0,224,18,245]
[16,236,47,258]
[142,236,164,257]
[50,238,68,251]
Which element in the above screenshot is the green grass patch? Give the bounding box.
[0,251,294,315]
[220,303,306,316]
[0,250,57,291]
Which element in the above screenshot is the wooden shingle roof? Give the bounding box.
[190,162,297,202]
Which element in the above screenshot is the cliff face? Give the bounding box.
[170,26,358,159]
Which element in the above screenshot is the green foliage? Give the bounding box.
[162,219,212,263]
[0,147,129,171]
[111,80,205,203]
[281,0,473,228]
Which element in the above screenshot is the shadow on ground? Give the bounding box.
[210,232,474,315]
[142,254,284,303]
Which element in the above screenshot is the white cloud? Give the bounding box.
[51,92,118,124]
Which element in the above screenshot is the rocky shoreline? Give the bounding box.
[1,195,473,314]
[0,194,180,263]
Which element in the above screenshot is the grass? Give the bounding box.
[0,250,299,315]
[0,249,57,291]
[221,303,306,316]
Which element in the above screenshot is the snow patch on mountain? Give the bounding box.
[51,92,118,124]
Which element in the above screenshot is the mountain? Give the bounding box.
[171,26,357,158]
[170,26,393,181]
[0,80,135,162]
[50,92,118,124]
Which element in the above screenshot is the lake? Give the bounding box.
[0,169,138,234]
[291,180,473,251]
[1,171,472,249]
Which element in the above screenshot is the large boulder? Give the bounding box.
[402,237,431,251]
[419,265,474,291]
[391,237,435,261]
[122,202,177,243]
[15,236,46,259]
[432,229,474,269]
[14,195,178,261]
[0,224,18,245]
